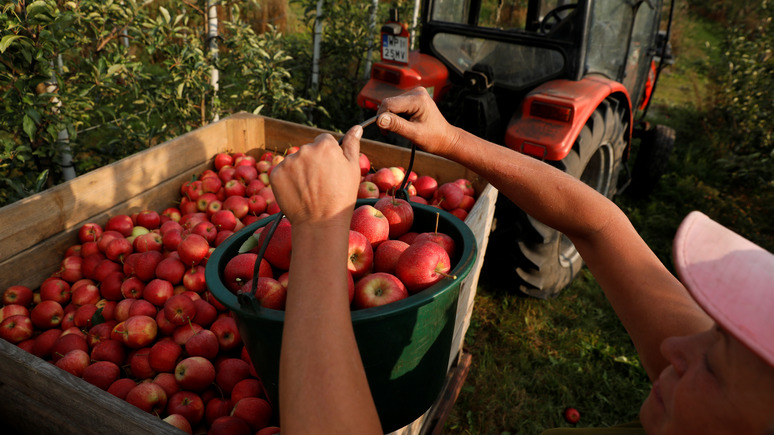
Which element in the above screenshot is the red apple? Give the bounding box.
[231,378,265,403]
[352,272,408,309]
[107,378,137,400]
[223,253,273,293]
[252,218,293,270]
[175,356,216,392]
[413,175,438,199]
[191,299,218,328]
[209,316,241,352]
[126,381,168,415]
[71,281,101,306]
[357,181,380,199]
[51,333,89,363]
[133,232,163,253]
[239,277,286,310]
[375,196,414,238]
[99,270,126,301]
[40,278,71,305]
[172,323,204,347]
[153,372,180,398]
[395,241,452,293]
[144,278,175,307]
[230,397,273,432]
[358,152,371,176]
[167,390,205,427]
[2,285,34,307]
[120,276,145,300]
[372,167,398,192]
[223,195,250,220]
[350,205,389,247]
[184,328,220,360]
[149,338,184,373]
[105,214,134,237]
[414,231,456,259]
[214,152,233,171]
[374,239,411,274]
[30,300,64,330]
[128,347,156,379]
[73,304,99,329]
[347,230,374,279]
[163,413,193,434]
[128,298,158,318]
[432,182,465,210]
[164,294,196,326]
[0,314,34,344]
[78,222,104,244]
[31,328,62,359]
[155,257,186,285]
[58,255,83,283]
[82,360,121,390]
[0,303,29,322]
[209,416,251,435]
[178,234,210,268]
[55,349,91,377]
[213,358,249,396]
[90,338,126,366]
[120,314,158,348]
[182,265,207,293]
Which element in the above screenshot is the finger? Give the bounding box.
[377,112,422,144]
[378,87,427,117]
[340,125,362,163]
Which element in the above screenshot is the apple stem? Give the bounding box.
[438,271,457,280]
[434,212,440,234]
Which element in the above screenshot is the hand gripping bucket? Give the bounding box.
[205,199,477,432]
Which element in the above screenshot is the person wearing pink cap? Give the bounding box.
[270,87,774,434]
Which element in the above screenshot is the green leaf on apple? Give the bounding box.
[238,234,260,253]
[91,307,106,327]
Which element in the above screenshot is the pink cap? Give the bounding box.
[673,211,774,367]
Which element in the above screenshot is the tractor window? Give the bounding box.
[430,0,576,32]
[433,33,564,88]
[477,0,529,29]
[431,0,469,24]
[585,1,635,80]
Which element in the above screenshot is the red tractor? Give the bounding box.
[357,0,676,298]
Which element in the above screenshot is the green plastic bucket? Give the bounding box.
[205,199,477,432]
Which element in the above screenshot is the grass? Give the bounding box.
[444,6,773,434]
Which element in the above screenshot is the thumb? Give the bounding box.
[340,124,362,163]
[377,113,419,144]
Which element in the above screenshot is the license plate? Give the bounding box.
[382,34,408,64]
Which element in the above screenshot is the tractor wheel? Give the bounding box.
[628,124,675,198]
[485,98,628,299]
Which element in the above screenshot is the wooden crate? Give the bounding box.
[0,113,496,434]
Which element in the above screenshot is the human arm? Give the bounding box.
[376,87,713,381]
[270,127,382,434]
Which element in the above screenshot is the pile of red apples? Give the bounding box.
[0,148,476,434]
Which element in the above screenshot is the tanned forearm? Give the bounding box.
[279,222,382,434]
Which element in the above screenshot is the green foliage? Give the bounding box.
[219,3,313,124]
[0,0,314,207]
[714,1,774,188]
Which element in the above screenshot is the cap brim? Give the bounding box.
[673,211,774,367]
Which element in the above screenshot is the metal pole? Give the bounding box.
[208,0,220,122]
[362,0,379,81]
[411,0,420,49]
[311,0,324,94]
